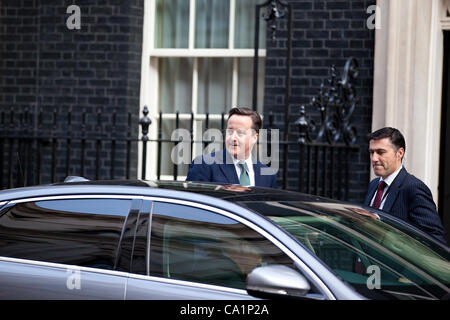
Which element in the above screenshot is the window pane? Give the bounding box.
[237,57,265,112]
[155,0,190,48]
[234,0,266,49]
[150,202,294,289]
[159,58,193,114]
[197,58,232,114]
[195,0,229,48]
[0,199,129,270]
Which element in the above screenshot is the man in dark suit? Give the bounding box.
[186,107,277,188]
[364,127,447,245]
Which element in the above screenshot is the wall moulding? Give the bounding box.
[371,0,446,202]
[441,0,450,28]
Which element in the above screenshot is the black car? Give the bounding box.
[0,179,449,300]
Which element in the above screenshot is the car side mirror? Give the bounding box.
[246,264,311,299]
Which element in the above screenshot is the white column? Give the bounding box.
[371,0,445,203]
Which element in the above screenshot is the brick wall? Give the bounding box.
[0,0,144,185]
[263,0,375,202]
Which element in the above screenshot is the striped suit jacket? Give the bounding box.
[364,167,447,245]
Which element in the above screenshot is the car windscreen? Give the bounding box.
[239,200,450,300]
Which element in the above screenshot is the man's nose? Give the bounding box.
[371,152,379,162]
[229,131,238,140]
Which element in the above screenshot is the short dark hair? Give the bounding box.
[368,127,406,153]
[228,107,262,133]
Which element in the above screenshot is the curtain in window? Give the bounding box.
[234,0,266,49]
[159,58,193,113]
[197,58,232,114]
[195,0,229,48]
[155,0,190,48]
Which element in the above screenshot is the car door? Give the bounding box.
[125,198,322,299]
[0,196,137,299]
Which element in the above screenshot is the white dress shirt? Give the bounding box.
[232,156,255,186]
[370,165,403,210]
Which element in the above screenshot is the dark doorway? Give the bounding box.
[439,31,450,244]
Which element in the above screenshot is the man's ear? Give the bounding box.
[397,147,405,161]
[252,132,259,144]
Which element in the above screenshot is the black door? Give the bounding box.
[439,31,450,245]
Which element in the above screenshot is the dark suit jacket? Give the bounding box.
[186,150,277,188]
[364,167,447,245]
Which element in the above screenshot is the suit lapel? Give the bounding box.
[383,167,407,212]
[253,162,262,186]
[365,178,379,206]
[218,150,239,184]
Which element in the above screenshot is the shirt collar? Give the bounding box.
[232,156,254,171]
[380,165,403,187]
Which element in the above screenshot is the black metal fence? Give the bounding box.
[291,57,361,199]
[0,107,138,189]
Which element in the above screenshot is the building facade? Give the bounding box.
[0,0,448,239]
[371,0,450,242]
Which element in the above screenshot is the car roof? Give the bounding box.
[0,178,350,219]
[0,179,381,230]
[0,179,343,210]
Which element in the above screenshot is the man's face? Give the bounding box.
[369,137,404,179]
[225,114,258,161]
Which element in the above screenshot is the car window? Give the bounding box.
[149,201,296,290]
[269,214,450,300]
[237,200,450,300]
[0,198,131,270]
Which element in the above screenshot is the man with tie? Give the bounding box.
[364,127,447,245]
[186,107,277,188]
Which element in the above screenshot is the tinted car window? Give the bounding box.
[243,201,450,300]
[0,198,130,270]
[149,201,295,290]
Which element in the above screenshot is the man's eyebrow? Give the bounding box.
[368,148,387,152]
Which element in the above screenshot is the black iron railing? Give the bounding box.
[0,107,137,189]
[293,57,360,199]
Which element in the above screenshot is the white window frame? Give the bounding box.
[139,0,266,181]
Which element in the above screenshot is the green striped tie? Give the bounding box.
[238,162,250,186]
